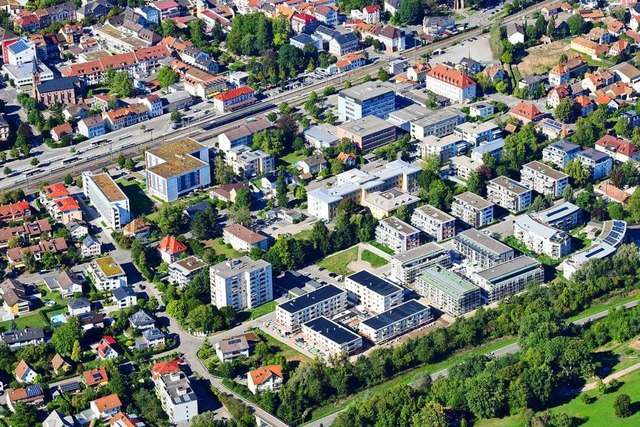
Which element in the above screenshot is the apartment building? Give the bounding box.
[471,138,505,163]
[389,242,451,285]
[168,255,206,289]
[453,121,500,146]
[218,116,273,151]
[542,140,582,169]
[375,217,421,254]
[576,148,613,180]
[344,270,403,314]
[39,183,82,225]
[276,284,348,331]
[411,204,456,242]
[223,224,269,252]
[520,161,569,198]
[513,214,572,258]
[533,202,582,231]
[487,176,533,213]
[337,81,395,121]
[359,300,432,344]
[88,256,127,291]
[415,266,481,316]
[409,109,466,139]
[82,172,130,230]
[425,63,477,103]
[451,192,494,227]
[450,155,483,180]
[471,256,544,303]
[210,257,273,311]
[225,145,274,178]
[335,115,397,151]
[595,134,640,163]
[417,134,460,163]
[215,336,250,362]
[301,317,362,356]
[145,138,211,202]
[361,188,420,220]
[453,229,515,270]
[153,369,197,423]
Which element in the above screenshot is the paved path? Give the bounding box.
[581,362,640,392]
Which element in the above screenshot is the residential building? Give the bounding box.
[548,57,588,86]
[576,148,613,180]
[39,183,82,225]
[298,155,328,175]
[7,384,44,412]
[453,229,515,270]
[0,218,51,249]
[248,366,284,395]
[520,161,569,198]
[129,310,155,330]
[506,22,525,44]
[145,138,211,202]
[359,300,432,344]
[533,202,582,231]
[451,192,494,227]
[542,140,582,168]
[336,115,396,151]
[344,270,403,314]
[82,172,130,230]
[411,204,456,241]
[153,367,197,424]
[90,394,122,419]
[213,86,256,113]
[417,134,460,163]
[328,32,359,56]
[375,217,420,254]
[81,235,101,257]
[68,297,91,316]
[210,182,253,204]
[361,188,420,219]
[50,354,71,375]
[454,121,501,146]
[1,328,45,351]
[389,242,451,285]
[301,317,362,356]
[110,413,145,427]
[487,176,533,212]
[422,15,455,35]
[450,155,484,180]
[135,328,165,350]
[0,279,31,315]
[304,123,339,148]
[113,286,137,309]
[88,256,127,291]
[15,359,37,383]
[337,81,395,121]
[168,256,206,289]
[513,214,572,258]
[6,238,68,268]
[471,256,544,303]
[415,266,481,316]
[218,116,273,151]
[223,224,269,252]
[510,101,544,124]
[410,109,466,139]
[77,115,105,138]
[0,200,31,223]
[157,235,187,264]
[210,257,273,311]
[276,284,348,331]
[43,270,83,298]
[471,138,505,163]
[425,63,477,103]
[595,180,631,204]
[335,53,366,73]
[122,218,151,239]
[595,134,640,163]
[215,335,250,362]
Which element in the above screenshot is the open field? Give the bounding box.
[516,39,571,76]
[318,247,358,276]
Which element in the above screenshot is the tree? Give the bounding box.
[190,203,219,240]
[155,203,186,235]
[109,70,135,98]
[117,154,126,168]
[10,403,37,427]
[276,169,288,207]
[615,393,632,418]
[199,338,213,359]
[52,316,82,355]
[157,66,179,88]
[396,0,423,24]
[30,157,39,166]
[3,166,11,175]
[213,156,235,184]
[23,250,37,272]
[466,169,485,196]
[614,117,631,138]
[567,14,586,35]
[64,173,73,185]
[252,129,286,156]
[170,110,184,123]
[377,67,390,82]
[565,159,590,186]
[71,340,82,363]
[411,402,448,427]
[555,97,579,123]
[547,15,556,37]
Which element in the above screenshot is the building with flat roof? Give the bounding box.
[562,220,627,278]
[576,148,613,180]
[154,370,198,423]
[338,81,395,121]
[168,255,206,289]
[359,299,432,343]
[344,270,403,314]
[533,202,582,231]
[513,214,571,258]
[542,140,582,169]
[520,161,569,198]
[410,109,466,139]
[471,256,543,303]
[471,138,505,163]
[336,115,397,151]
[361,188,420,219]
[417,134,461,163]
[454,121,500,146]
[145,138,211,202]
[411,204,456,242]
[82,172,130,230]
[415,266,480,316]
[276,284,348,331]
[487,176,533,213]
[301,317,362,356]
[210,257,272,311]
[389,242,451,285]
[450,155,483,180]
[375,217,421,254]
[387,104,429,132]
[453,229,515,270]
[451,192,494,227]
[88,256,127,291]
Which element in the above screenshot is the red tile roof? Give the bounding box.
[42,183,70,199]
[595,134,639,157]
[55,197,80,212]
[157,235,187,255]
[249,365,283,385]
[224,224,268,244]
[92,394,122,412]
[151,358,183,379]
[510,101,543,121]
[51,122,73,137]
[364,4,380,13]
[0,201,31,220]
[215,86,255,102]
[427,64,476,89]
[83,367,109,387]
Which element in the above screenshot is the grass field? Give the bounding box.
[205,238,243,260]
[255,329,310,364]
[318,247,358,276]
[246,301,277,320]
[0,314,48,332]
[369,241,394,255]
[516,40,571,76]
[361,250,388,268]
[281,151,306,165]
[477,368,640,426]
[117,177,155,217]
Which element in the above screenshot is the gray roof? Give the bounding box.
[346,271,402,296]
[82,235,99,248]
[546,139,581,154]
[2,328,45,344]
[129,309,155,327]
[278,284,345,314]
[360,300,430,330]
[455,229,513,257]
[578,148,611,163]
[37,77,80,94]
[514,214,565,239]
[304,124,338,144]
[489,176,531,195]
[67,297,90,310]
[454,192,494,210]
[392,242,448,264]
[302,316,360,345]
[142,327,164,340]
[475,255,541,284]
[534,202,581,225]
[113,286,136,301]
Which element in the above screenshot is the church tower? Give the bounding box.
[31,59,40,100]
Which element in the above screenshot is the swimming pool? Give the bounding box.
[50,313,67,326]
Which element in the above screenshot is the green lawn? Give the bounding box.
[281,151,306,165]
[477,368,640,427]
[294,228,313,240]
[245,301,277,320]
[0,314,48,332]
[117,177,155,217]
[318,247,358,276]
[254,329,310,363]
[361,250,388,268]
[206,238,243,259]
[369,241,394,255]
[567,294,640,323]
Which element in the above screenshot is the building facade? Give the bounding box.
[410,204,456,242]
[471,256,544,303]
[276,284,348,331]
[415,266,480,316]
[389,242,451,285]
[453,229,515,270]
[486,176,533,213]
[375,217,421,254]
[210,257,273,311]
[451,192,494,227]
[344,270,403,314]
[82,172,130,230]
[359,300,432,344]
[520,161,569,198]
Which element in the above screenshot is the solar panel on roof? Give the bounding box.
[25,384,42,397]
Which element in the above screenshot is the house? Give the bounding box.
[83,367,109,387]
[90,394,122,419]
[51,122,73,142]
[157,235,187,264]
[407,63,430,82]
[335,53,366,73]
[0,200,31,223]
[68,297,91,316]
[79,312,106,331]
[506,22,525,44]
[122,218,151,239]
[363,4,381,24]
[595,180,631,204]
[113,286,137,309]
[458,57,484,75]
[298,155,328,175]
[571,36,608,59]
[51,354,71,375]
[328,32,359,56]
[110,412,145,427]
[595,134,640,162]
[210,182,253,203]
[215,336,250,362]
[168,256,206,289]
[510,101,544,124]
[67,220,89,240]
[518,73,546,91]
[96,336,119,360]
[314,6,338,27]
[248,365,284,394]
[422,16,455,35]
[44,270,83,298]
[223,224,269,252]
[547,85,571,108]
[88,256,127,291]
[43,410,75,427]
[15,359,37,383]
[213,86,256,113]
[129,309,155,330]
[292,13,319,34]
[577,148,613,180]
[1,328,46,351]
[376,25,405,53]
[135,328,165,350]
[81,235,101,257]
[484,64,507,82]
[587,26,610,44]
[574,94,596,117]
[542,140,582,169]
[337,152,358,168]
[7,238,68,268]
[7,384,44,412]
[0,279,31,315]
[538,118,570,139]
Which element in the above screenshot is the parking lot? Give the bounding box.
[429,33,496,67]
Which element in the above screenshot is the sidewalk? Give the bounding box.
[581,362,640,392]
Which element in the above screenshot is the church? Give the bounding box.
[32,60,84,107]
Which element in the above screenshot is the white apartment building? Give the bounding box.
[359,300,432,344]
[209,257,273,311]
[82,172,130,230]
[520,161,569,198]
[154,371,198,424]
[513,214,572,258]
[454,121,500,146]
[337,81,396,121]
[451,192,494,227]
[375,217,421,253]
[453,229,515,270]
[301,317,363,357]
[409,109,466,139]
[542,140,582,169]
[411,204,456,242]
[534,202,582,231]
[425,63,477,103]
[145,138,211,202]
[487,176,533,213]
[344,270,403,314]
[276,284,348,331]
[471,256,544,304]
[389,242,451,285]
[450,156,483,180]
[88,256,127,291]
[415,266,481,316]
[168,256,206,289]
[361,188,420,220]
[225,145,274,178]
[417,134,461,163]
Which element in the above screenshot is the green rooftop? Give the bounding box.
[418,266,478,298]
[95,256,125,277]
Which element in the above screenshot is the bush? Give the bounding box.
[614,393,632,418]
